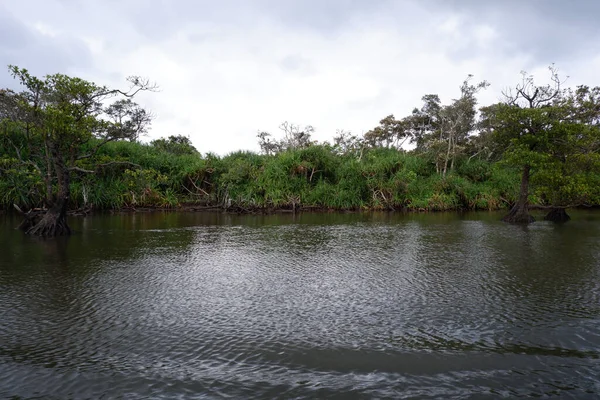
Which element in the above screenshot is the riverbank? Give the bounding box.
[54,202,600,224]
[66,201,510,216]
[3,140,598,216]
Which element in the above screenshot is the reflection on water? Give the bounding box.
[1,211,600,399]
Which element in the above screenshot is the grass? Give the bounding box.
[1,141,524,213]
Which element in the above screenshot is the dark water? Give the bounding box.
[1,211,600,399]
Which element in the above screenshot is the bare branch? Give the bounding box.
[109,76,159,98]
[188,177,210,196]
[504,64,567,108]
[69,166,96,174]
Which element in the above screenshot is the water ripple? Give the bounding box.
[1,211,600,399]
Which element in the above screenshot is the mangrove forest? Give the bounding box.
[1,65,599,236]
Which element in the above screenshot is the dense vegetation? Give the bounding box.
[1,66,599,235]
[0,138,520,212]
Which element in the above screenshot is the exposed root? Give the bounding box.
[19,201,71,237]
[502,204,535,224]
[544,207,571,223]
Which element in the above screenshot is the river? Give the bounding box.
[1,211,599,399]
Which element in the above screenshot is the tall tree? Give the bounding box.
[331,129,364,158]
[363,114,408,149]
[404,76,488,176]
[0,66,155,236]
[257,121,314,154]
[405,94,442,151]
[438,76,489,177]
[481,66,574,223]
[536,85,600,221]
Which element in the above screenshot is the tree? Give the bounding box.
[331,129,364,158]
[438,76,489,177]
[0,66,155,236]
[405,94,442,151]
[535,86,600,221]
[481,66,600,223]
[256,130,280,155]
[151,135,198,155]
[363,114,408,149]
[279,121,314,150]
[535,124,600,222]
[403,76,488,176]
[257,121,315,154]
[480,66,566,223]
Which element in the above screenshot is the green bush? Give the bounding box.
[1,135,524,212]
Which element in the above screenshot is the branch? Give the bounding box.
[76,137,114,160]
[467,147,488,162]
[106,77,159,98]
[309,168,322,182]
[69,161,141,174]
[188,177,210,196]
[69,166,95,174]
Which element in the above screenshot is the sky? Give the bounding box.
[1,0,600,154]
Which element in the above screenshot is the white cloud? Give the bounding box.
[2,0,600,154]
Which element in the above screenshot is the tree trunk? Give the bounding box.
[25,197,71,236]
[450,135,456,172]
[544,207,570,223]
[24,146,72,237]
[502,165,535,223]
[442,136,451,178]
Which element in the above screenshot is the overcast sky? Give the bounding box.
[1,0,599,154]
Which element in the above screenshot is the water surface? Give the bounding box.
[1,211,600,399]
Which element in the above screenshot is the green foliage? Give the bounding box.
[483,98,600,208]
[456,159,492,182]
[479,68,600,217]
[0,65,154,235]
[0,129,582,213]
[0,157,44,208]
[2,67,598,216]
[150,135,198,155]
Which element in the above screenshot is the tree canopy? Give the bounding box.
[0,66,155,235]
[480,67,600,222]
[1,65,599,233]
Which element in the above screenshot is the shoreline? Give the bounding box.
[4,203,599,218]
[64,203,599,217]
[75,203,503,216]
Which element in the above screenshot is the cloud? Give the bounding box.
[0,4,93,90]
[1,0,599,154]
[435,0,600,63]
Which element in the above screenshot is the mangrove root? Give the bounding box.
[544,207,571,223]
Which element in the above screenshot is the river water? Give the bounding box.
[1,211,599,399]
